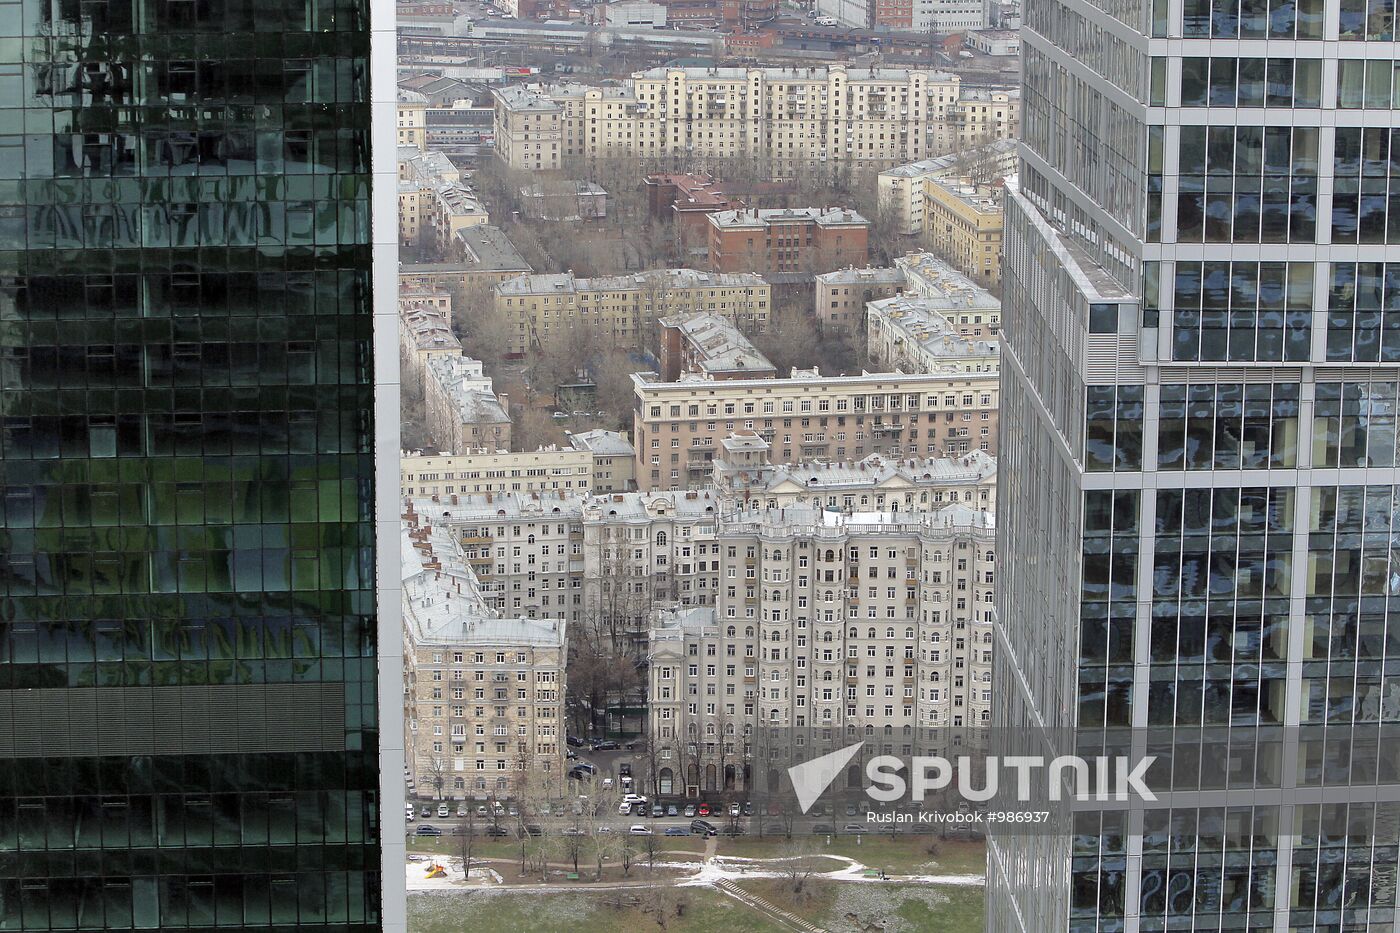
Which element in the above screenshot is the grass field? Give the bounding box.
[716,834,986,875]
[407,888,794,933]
[736,878,986,933]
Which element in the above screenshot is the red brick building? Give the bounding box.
[706,207,870,276]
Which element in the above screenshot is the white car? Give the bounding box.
[621,793,647,805]
[628,824,653,835]
[437,804,450,818]
[618,802,632,815]
[405,804,416,823]
[601,777,614,789]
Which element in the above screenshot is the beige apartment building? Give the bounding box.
[398,99,428,150]
[876,138,1019,236]
[401,448,597,497]
[400,515,568,801]
[569,430,637,492]
[424,355,512,454]
[865,259,1001,374]
[398,147,489,252]
[922,176,1005,288]
[631,369,999,490]
[493,269,769,357]
[647,504,996,793]
[814,266,907,331]
[492,65,970,175]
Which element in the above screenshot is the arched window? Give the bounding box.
[656,531,667,545]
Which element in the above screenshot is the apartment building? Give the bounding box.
[659,312,777,381]
[922,175,1005,288]
[648,504,996,793]
[632,368,1000,490]
[398,147,489,252]
[815,265,907,331]
[399,292,461,399]
[400,517,567,800]
[398,98,428,150]
[706,207,869,276]
[711,431,997,513]
[401,447,597,497]
[492,66,967,175]
[494,269,770,356]
[569,429,638,492]
[867,295,1000,375]
[876,138,1019,235]
[424,355,512,455]
[945,87,1019,151]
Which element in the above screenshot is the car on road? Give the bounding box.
[414,825,442,837]
[689,820,717,836]
[486,825,509,837]
[574,761,596,774]
[437,804,450,818]
[562,827,585,836]
[566,750,578,760]
[618,763,631,777]
[566,735,584,747]
[592,740,620,751]
[843,823,868,834]
[456,804,468,818]
[811,823,835,834]
[664,826,689,836]
[628,825,652,835]
[524,824,543,837]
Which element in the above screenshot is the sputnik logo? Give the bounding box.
[786,742,864,814]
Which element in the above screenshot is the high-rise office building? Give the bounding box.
[0,0,402,929]
[992,0,1399,929]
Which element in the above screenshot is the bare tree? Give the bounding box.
[459,805,479,881]
[777,838,821,899]
[426,756,449,801]
[640,887,686,931]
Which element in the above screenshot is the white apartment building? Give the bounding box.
[492,65,968,175]
[876,138,1019,235]
[867,295,1000,375]
[648,504,996,794]
[400,516,567,801]
[401,448,597,498]
[397,147,488,252]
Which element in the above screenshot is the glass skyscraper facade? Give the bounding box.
[0,0,400,928]
[992,0,1400,929]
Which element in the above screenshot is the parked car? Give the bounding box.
[437,804,450,818]
[414,824,442,837]
[650,804,664,818]
[843,823,868,834]
[622,793,647,806]
[628,824,652,835]
[683,804,697,818]
[742,802,754,816]
[562,827,585,836]
[456,804,468,818]
[568,767,591,781]
[524,824,543,837]
[405,806,416,824]
[566,735,584,747]
[566,750,578,760]
[486,825,509,837]
[697,804,711,817]
[765,823,787,835]
[476,806,488,818]
[845,803,858,816]
[601,778,614,789]
[618,763,631,777]
[419,805,433,818]
[619,776,633,791]
[666,805,679,817]
[574,761,596,774]
[664,826,689,836]
[618,802,632,816]
[690,819,717,836]
[811,823,835,834]
[728,803,741,817]
[592,740,620,751]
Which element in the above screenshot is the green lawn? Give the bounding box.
[407,888,793,933]
[736,879,985,933]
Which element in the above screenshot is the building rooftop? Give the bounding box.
[428,356,511,425]
[707,207,868,229]
[401,520,566,648]
[632,367,995,392]
[868,295,1000,366]
[923,176,1006,215]
[766,451,997,492]
[661,311,775,377]
[569,429,636,457]
[815,266,906,287]
[495,268,765,297]
[894,254,1002,310]
[400,304,462,354]
[454,225,533,274]
[492,84,563,112]
[877,138,1019,180]
[630,64,956,83]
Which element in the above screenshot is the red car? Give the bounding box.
[697,804,711,816]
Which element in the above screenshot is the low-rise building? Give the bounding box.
[519,180,608,221]
[710,432,997,512]
[659,312,776,382]
[604,0,668,25]
[402,447,597,498]
[398,147,489,252]
[876,139,1018,236]
[400,515,568,801]
[814,266,907,331]
[647,504,997,794]
[707,207,869,277]
[964,28,1020,55]
[399,227,535,299]
[494,269,770,357]
[632,368,999,490]
[569,430,637,492]
[922,176,1005,288]
[866,293,999,375]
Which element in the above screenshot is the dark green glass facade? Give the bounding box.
[0,0,381,928]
